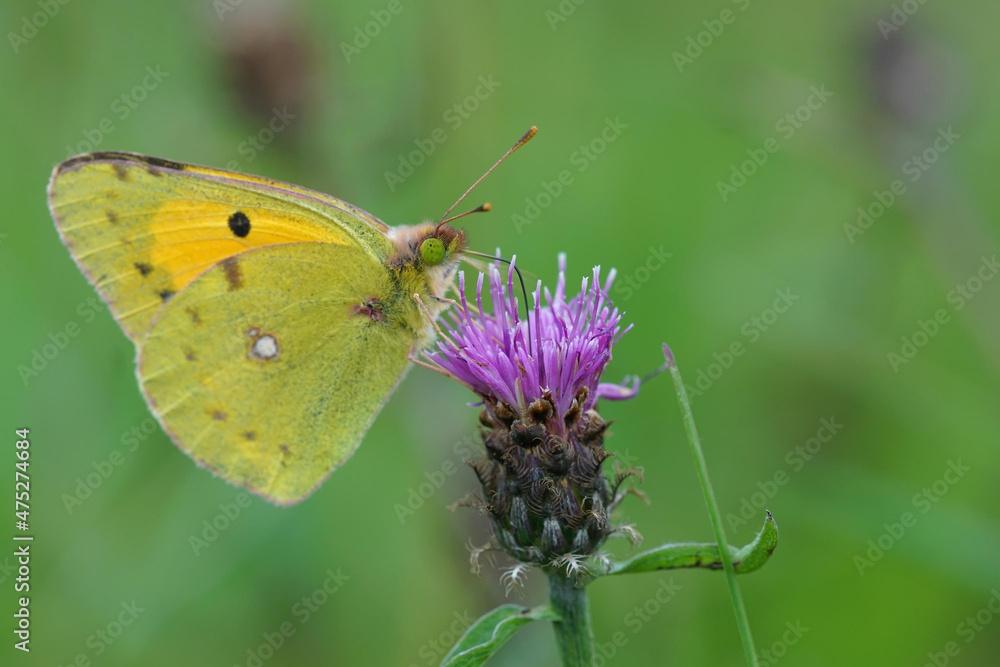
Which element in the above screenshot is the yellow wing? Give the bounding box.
[138,242,422,505]
[48,152,392,341]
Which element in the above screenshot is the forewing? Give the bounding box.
[48,152,392,341]
[138,242,416,505]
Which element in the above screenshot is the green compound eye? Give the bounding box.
[419,237,446,265]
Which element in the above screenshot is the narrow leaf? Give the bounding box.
[609,510,778,575]
[441,604,559,667]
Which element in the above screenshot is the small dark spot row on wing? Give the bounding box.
[158,288,176,302]
[222,257,243,291]
[184,348,197,362]
[228,211,251,238]
[113,164,129,181]
[242,431,257,441]
[186,306,202,325]
[211,410,228,421]
[134,262,154,277]
[106,210,118,224]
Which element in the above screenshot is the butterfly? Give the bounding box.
[47,128,536,505]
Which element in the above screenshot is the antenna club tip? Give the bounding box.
[481,202,492,212]
[523,126,539,141]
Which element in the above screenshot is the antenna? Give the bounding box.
[437,126,538,230]
[438,202,492,228]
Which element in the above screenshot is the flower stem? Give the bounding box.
[546,573,595,667]
[662,344,759,667]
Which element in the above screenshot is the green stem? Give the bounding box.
[663,344,759,667]
[546,573,595,667]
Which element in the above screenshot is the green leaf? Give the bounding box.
[608,511,778,576]
[441,604,559,667]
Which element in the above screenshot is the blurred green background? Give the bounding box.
[2,0,998,665]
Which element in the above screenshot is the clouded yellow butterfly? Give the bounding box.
[47,128,536,505]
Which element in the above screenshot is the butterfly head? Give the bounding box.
[388,222,467,296]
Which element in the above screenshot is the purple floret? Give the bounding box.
[425,254,637,432]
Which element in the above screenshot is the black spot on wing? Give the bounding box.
[158,288,175,302]
[134,262,153,277]
[106,210,118,224]
[228,211,251,238]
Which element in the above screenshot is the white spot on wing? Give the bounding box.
[249,333,279,361]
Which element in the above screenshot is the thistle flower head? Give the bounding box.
[424,255,640,568]
[427,253,637,430]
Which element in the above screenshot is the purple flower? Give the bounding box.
[423,255,642,567]
[425,254,638,433]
